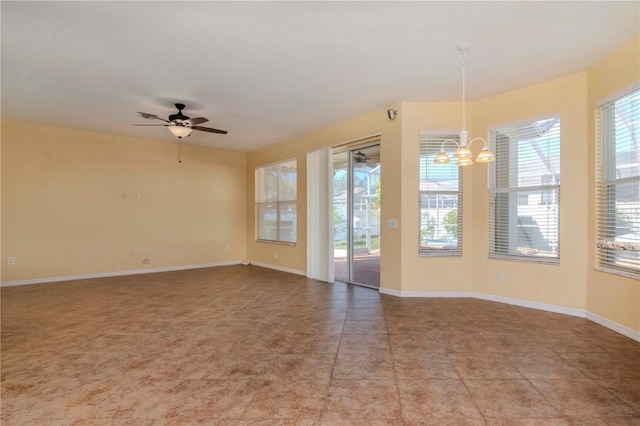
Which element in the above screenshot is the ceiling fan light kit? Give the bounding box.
[168,125,192,139]
[433,47,495,167]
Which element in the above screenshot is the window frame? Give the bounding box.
[488,116,561,264]
[595,84,640,279]
[419,133,463,257]
[255,158,297,245]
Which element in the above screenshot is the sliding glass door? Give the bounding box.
[333,144,381,288]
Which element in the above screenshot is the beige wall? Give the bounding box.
[399,102,475,292]
[245,107,403,291]
[1,120,247,282]
[470,72,590,310]
[244,102,478,293]
[587,37,640,332]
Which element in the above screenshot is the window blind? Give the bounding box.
[419,134,463,256]
[489,117,560,263]
[595,88,640,277]
[256,159,297,243]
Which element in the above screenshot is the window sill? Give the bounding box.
[595,266,640,280]
[256,239,297,247]
[419,251,462,258]
[488,254,559,265]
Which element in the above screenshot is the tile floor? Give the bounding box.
[1,265,639,425]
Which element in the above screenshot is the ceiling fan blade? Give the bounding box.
[137,112,170,123]
[132,124,169,127]
[188,117,209,125]
[192,125,228,134]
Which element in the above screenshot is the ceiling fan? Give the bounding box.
[134,103,228,139]
[353,150,380,168]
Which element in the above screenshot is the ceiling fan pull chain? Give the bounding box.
[178,142,182,163]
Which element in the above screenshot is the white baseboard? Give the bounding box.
[0,261,243,287]
[587,311,640,342]
[378,287,639,342]
[379,288,475,298]
[249,261,306,277]
[379,288,585,318]
[470,292,586,318]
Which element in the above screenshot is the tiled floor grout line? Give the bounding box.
[384,306,407,426]
[317,291,350,425]
[451,358,488,424]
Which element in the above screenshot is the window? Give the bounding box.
[489,117,560,262]
[419,134,462,256]
[256,159,297,243]
[596,87,640,277]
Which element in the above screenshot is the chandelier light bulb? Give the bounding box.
[454,146,473,159]
[476,146,496,163]
[457,157,474,167]
[434,149,452,164]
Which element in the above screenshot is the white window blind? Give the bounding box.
[419,134,463,256]
[256,159,297,243]
[595,88,640,277]
[489,117,561,263]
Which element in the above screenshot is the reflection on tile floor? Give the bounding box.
[2,265,639,425]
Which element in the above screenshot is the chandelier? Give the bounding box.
[434,47,495,166]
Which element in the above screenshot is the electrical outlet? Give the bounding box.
[7,257,15,265]
[134,193,140,200]
[226,244,231,251]
[274,252,278,259]
[496,273,504,284]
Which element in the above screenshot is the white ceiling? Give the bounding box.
[2,1,638,152]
